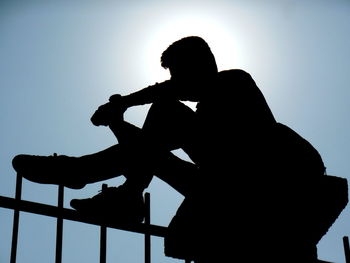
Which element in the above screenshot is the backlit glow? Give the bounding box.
[140,13,245,83]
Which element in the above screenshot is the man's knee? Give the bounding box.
[141,100,197,148]
[145,100,195,126]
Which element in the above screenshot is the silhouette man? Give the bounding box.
[12,36,347,262]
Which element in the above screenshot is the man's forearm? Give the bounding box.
[120,80,174,108]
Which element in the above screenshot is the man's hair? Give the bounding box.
[161,36,218,74]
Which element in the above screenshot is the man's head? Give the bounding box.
[161,36,218,82]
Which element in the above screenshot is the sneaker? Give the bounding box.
[70,184,145,224]
[12,153,86,189]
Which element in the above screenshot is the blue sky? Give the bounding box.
[1,0,350,262]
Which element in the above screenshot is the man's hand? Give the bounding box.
[90,94,126,126]
[109,94,123,104]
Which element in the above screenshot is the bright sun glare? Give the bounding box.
[141,14,244,83]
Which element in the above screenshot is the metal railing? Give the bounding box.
[2,174,350,263]
[0,174,190,263]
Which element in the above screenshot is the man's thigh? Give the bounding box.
[142,100,198,150]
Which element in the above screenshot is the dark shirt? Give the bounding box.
[124,69,275,132]
[123,69,276,178]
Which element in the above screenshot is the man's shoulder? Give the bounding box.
[217,69,255,86]
[218,69,252,79]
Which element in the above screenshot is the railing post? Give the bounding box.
[343,236,350,263]
[100,184,108,263]
[55,185,64,263]
[100,224,107,263]
[10,174,22,263]
[144,192,151,263]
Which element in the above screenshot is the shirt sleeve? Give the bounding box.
[122,80,184,107]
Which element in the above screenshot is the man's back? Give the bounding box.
[193,69,276,176]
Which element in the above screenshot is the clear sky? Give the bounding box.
[1,0,350,262]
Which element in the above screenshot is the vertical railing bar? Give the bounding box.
[343,236,350,263]
[144,192,151,263]
[55,185,64,263]
[100,224,107,263]
[10,174,22,263]
[100,184,108,263]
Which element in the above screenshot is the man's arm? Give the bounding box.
[91,78,198,130]
[111,80,175,109]
[91,81,173,126]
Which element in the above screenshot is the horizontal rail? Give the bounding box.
[0,195,167,237]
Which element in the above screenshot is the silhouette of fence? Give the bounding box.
[2,174,350,263]
[0,174,191,263]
